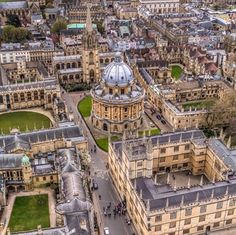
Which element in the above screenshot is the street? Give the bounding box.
[62,91,135,235]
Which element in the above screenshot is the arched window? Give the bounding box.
[27,92,31,100]
[103,123,108,131]
[90,70,95,82]
[89,52,94,64]
[0,95,3,103]
[20,93,25,101]
[72,62,76,68]
[14,94,18,102]
[67,63,71,69]
[48,94,51,103]
[34,91,38,100]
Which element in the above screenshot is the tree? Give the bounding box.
[94,20,105,35]
[2,25,31,43]
[204,91,236,129]
[6,14,21,27]
[51,18,67,34]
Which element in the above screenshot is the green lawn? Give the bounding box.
[0,111,51,134]
[171,65,183,80]
[9,194,50,232]
[138,128,160,137]
[182,99,215,110]
[78,96,92,117]
[96,136,119,152]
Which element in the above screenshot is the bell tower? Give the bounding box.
[82,4,101,84]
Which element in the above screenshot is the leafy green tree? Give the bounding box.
[51,18,67,34]
[94,20,105,34]
[2,25,31,43]
[6,14,21,27]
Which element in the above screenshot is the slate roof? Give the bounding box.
[0,1,27,10]
[134,177,236,211]
[0,126,83,152]
[0,154,24,169]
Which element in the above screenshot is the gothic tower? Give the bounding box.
[82,4,101,84]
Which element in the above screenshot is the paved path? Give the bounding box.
[62,91,135,235]
[0,188,56,235]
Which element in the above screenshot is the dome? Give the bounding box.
[102,53,134,87]
[21,154,30,165]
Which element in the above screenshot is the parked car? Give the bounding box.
[156,114,161,120]
[104,227,110,235]
[161,119,166,125]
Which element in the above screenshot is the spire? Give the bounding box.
[86,4,93,33]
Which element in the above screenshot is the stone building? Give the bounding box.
[52,6,117,85]
[109,129,236,235]
[0,126,87,193]
[91,53,145,134]
[139,0,180,14]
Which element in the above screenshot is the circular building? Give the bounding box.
[91,53,145,134]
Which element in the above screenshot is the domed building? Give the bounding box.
[91,53,145,134]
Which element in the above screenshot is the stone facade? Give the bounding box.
[109,129,236,235]
[91,54,145,134]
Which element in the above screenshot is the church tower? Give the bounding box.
[82,4,101,84]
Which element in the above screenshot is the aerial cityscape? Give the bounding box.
[0,0,235,234]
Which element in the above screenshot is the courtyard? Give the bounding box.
[171,65,183,80]
[0,111,51,134]
[182,99,216,110]
[8,194,50,232]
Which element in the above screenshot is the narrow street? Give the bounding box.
[62,91,135,235]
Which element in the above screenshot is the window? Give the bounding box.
[226,219,232,225]
[170,212,177,219]
[169,222,176,228]
[43,176,46,181]
[173,155,178,161]
[183,163,188,167]
[172,164,177,169]
[160,157,165,163]
[137,161,143,167]
[199,215,205,222]
[184,153,190,159]
[213,222,220,228]
[200,205,207,213]
[197,226,204,231]
[155,225,161,231]
[155,215,162,222]
[105,107,108,111]
[216,202,223,209]
[185,208,192,216]
[124,107,128,112]
[109,88,113,94]
[183,229,190,234]
[160,148,166,153]
[174,146,179,152]
[215,212,221,219]
[229,199,235,207]
[185,144,190,150]
[137,171,142,177]
[228,209,234,216]
[121,89,125,95]
[185,218,191,225]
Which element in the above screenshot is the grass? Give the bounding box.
[96,136,119,152]
[138,128,160,137]
[0,111,51,134]
[9,194,50,232]
[171,65,183,80]
[78,96,92,118]
[182,99,215,110]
